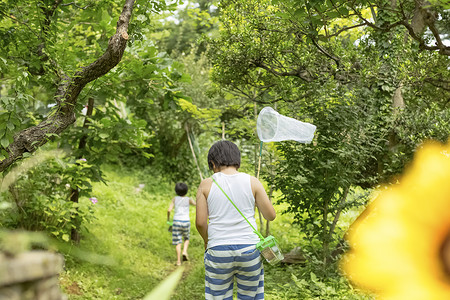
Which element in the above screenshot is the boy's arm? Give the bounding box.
[196,178,211,249]
[189,197,196,206]
[167,198,175,221]
[251,176,276,221]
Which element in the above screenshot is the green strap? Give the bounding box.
[212,178,264,241]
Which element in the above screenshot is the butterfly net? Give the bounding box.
[256,107,316,143]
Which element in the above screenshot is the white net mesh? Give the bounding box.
[256,107,316,143]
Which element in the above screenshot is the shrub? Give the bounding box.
[1,158,97,242]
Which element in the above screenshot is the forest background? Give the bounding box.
[0,0,449,299]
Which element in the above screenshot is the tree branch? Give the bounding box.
[0,0,136,173]
[423,78,450,91]
[311,38,340,67]
[251,60,314,82]
[328,186,350,240]
[61,2,92,10]
[326,23,368,38]
[0,9,40,38]
[353,1,450,56]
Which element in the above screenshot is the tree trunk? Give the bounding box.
[70,188,81,243]
[322,197,330,266]
[70,97,94,243]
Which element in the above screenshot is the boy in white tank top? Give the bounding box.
[167,182,196,266]
[196,140,276,300]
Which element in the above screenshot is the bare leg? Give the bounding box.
[176,243,182,265]
[182,240,190,260]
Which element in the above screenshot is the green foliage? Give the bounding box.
[0,155,97,242]
[1,1,448,296]
[271,130,374,265]
[206,0,449,267]
[0,0,184,163]
[59,166,204,299]
[0,0,201,236]
[60,99,152,165]
[59,166,372,300]
[265,266,374,299]
[155,0,220,56]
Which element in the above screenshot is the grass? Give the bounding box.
[60,166,373,300]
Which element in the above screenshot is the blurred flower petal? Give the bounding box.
[341,141,450,300]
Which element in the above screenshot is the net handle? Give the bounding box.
[212,178,264,241]
[256,141,263,179]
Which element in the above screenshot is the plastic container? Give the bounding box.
[256,235,284,265]
[167,221,173,232]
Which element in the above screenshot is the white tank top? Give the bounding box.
[173,196,190,221]
[207,172,260,248]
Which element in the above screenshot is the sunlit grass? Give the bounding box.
[61,166,372,299]
[61,166,181,299]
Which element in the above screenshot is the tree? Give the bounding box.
[156,0,220,56]
[0,0,144,172]
[0,0,187,241]
[206,0,449,266]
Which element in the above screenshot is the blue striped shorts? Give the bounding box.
[171,220,190,245]
[204,244,264,300]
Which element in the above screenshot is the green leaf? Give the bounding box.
[310,272,318,283]
[318,35,328,42]
[179,73,191,83]
[101,9,111,24]
[45,133,60,139]
[1,137,9,148]
[100,118,112,127]
[338,6,349,15]
[136,14,147,22]
[294,8,306,18]
[327,11,340,18]
[157,58,173,70]
[62,234,70,242]
[145,46,157,58]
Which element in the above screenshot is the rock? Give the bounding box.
[281,246,306,264]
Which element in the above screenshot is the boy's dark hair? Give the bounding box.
[207,140,241,170]
[175,182,188,196]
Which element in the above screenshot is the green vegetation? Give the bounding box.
[0,0,448,299]
[57,166,373,299]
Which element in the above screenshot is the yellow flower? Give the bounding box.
[341,141,450,300]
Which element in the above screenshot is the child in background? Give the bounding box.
[167,182,196,266]
[196,140,276,300]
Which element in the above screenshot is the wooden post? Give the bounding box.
[222,122,225,140]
